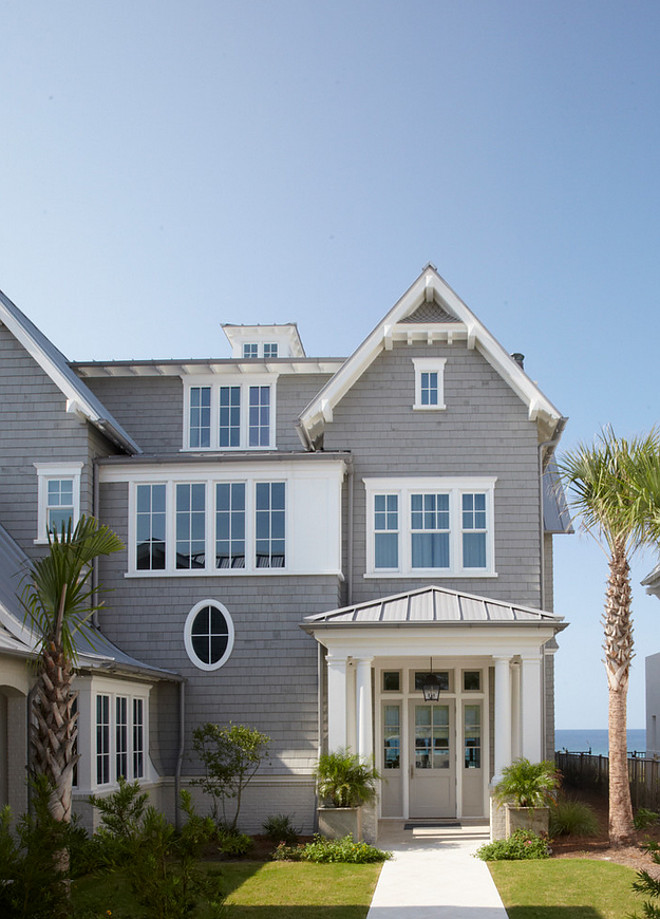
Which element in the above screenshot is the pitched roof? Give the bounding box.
[297,265,564,448]
[0,289,141,455]
[0,522,177,680]
[302,584,566,630]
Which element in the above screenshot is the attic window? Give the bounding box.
[243,343,258,358]
[263,343,278,358]
[413,358,446,411]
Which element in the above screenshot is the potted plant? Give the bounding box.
[494,758,560,837]
[315,748,379,842]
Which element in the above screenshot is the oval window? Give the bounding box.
[184,600,234,671]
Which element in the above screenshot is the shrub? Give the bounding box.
[474,829,550,861]
[549,797,599,837]
[0,777,71,919]
[89,776,148,841]
[263,813,299,846]
[218,829,254,857]
[272,834,391,864]
[631,848,660,918]
[494,758,561,807]
[634,807,660,830]
[192,722,271,830]
[315,749,380,807]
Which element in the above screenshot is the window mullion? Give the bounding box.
[166,481,175,572]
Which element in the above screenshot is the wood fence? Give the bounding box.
[556,750,660,810]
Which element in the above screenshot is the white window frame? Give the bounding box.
[412,358,447,410]
[182,374,278,451]
[34,462,83,544]
[73,676,151,794]
[127,473,288,576]
[364,476,496,577]
[184,599,235,672]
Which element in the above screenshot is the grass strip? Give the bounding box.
[489,858,642,919]
[73,860,382,919]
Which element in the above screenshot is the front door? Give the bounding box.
[409,701,456,818]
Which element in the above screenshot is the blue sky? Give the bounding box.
[2,1,660,730]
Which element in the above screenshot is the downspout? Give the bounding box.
[537,417,568,610]
[346,456,354,605]
[92,458,100,628]
[537,416,568,757]
[175,679,185,830]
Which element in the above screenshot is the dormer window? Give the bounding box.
[243,343,258,358]
[263,343,278,359]
[184,376,277,451]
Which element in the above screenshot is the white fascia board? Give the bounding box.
[98,455,348,483]
[298,267,563,443]
[314,625,560,659]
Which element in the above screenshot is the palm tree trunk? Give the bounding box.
[604,539,634,845]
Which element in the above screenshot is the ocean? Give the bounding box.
[555,728,646,756]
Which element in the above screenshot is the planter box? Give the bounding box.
[318,806,362,841]
[505,805,550,837]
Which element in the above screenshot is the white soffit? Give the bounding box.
[298,266,563,445]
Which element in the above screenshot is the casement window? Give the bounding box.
[34,462,83,543]
[94,690,148,787]
[365,477,496,577]
[183,377,277,451]
[184,599,235,671]
[131,478,286,574]
[412,358,447,410]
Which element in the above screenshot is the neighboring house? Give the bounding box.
[0,265,570,834]
[642,568,660,757]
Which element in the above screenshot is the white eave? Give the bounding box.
[0,289,141,455]
[298,266,563,447]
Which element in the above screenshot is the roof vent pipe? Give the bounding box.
[511,353,525,369]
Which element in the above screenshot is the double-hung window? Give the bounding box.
[413,358,446,410]
[131,478,286,573]
[184,376,277,450]
[365,477,496,577]
[34,462,83,543]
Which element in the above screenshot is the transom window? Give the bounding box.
[133,479,286,574]
[184,377,277,451]
[365,477,496,577]
[184,599,235,671]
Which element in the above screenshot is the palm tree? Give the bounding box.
[20,515,123,826]
[557,427,660,845]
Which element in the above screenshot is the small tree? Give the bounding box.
[192,723,270,830]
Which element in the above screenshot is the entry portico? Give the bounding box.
[302,585,566,822]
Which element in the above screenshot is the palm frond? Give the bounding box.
[20,515,124,661]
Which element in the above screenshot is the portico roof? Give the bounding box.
[302,584,566,631]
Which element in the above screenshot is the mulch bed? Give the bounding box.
[552,785,660,872]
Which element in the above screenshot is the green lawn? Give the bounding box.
[73,860,382,919]
[489,859,643,919]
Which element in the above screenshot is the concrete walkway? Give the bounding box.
[367,821,509,919]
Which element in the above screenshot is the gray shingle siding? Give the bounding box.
[84,376,183,455]
[323,341,543,608]
[0,325,96,555]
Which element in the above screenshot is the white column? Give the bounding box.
[327,656,348,752]
[521,654,543,762]
[511,660,522,761]
[493,656,512,781]
[355,657,374,761]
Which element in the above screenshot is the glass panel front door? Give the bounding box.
[409,702,456,818]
